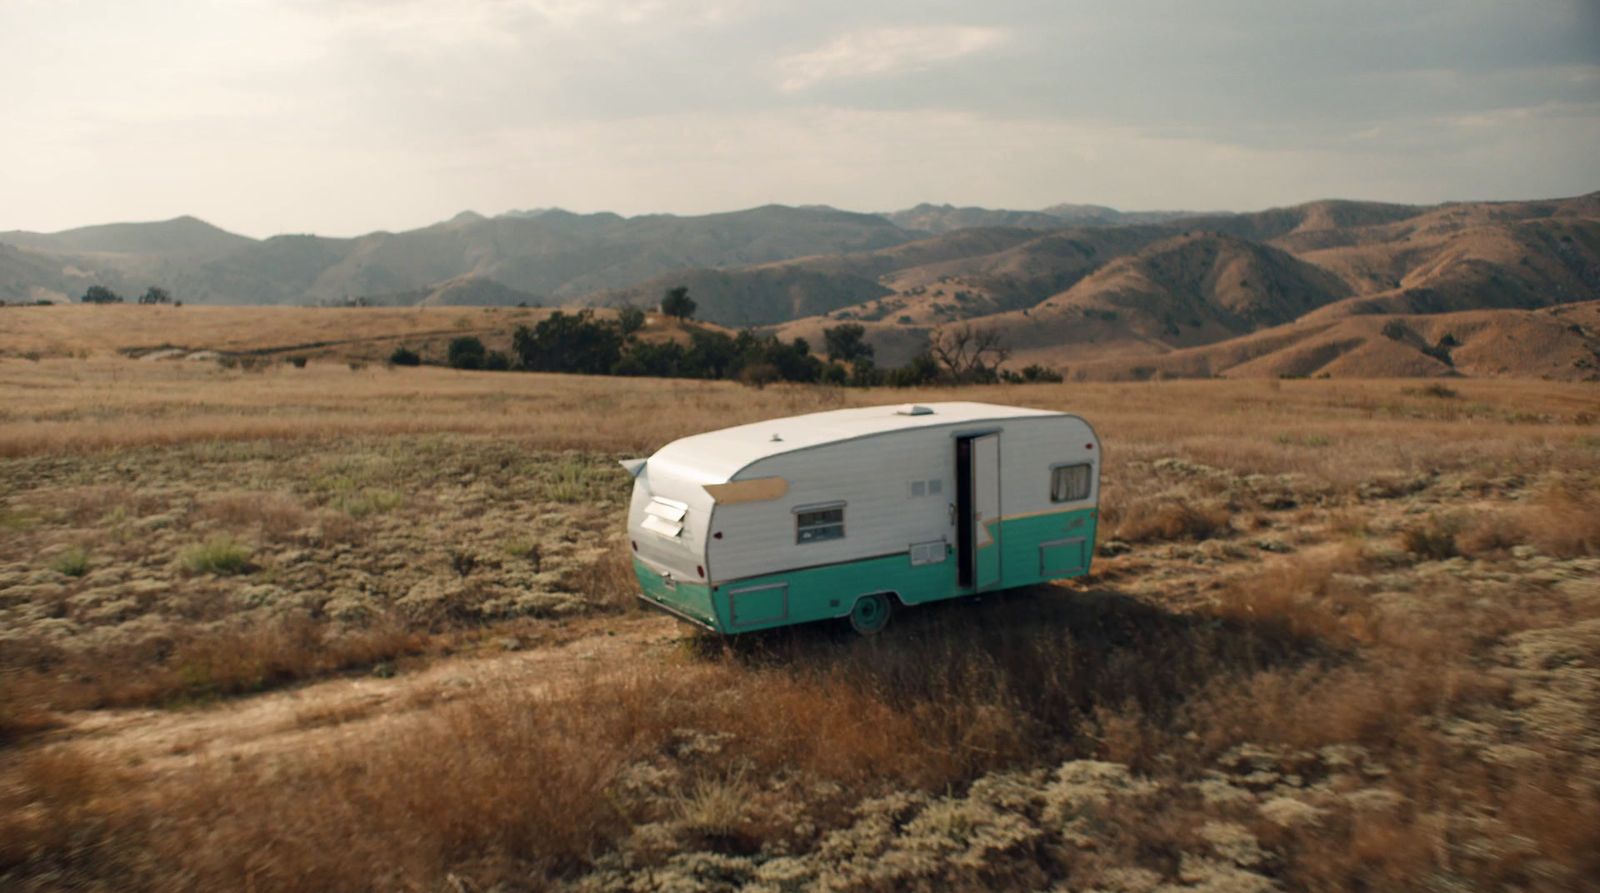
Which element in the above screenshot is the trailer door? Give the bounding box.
[956,432,1003,590]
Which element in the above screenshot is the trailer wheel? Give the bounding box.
[848,593,892,636]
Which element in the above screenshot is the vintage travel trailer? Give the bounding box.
[621,402,1100,634]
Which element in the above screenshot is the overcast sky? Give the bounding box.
[2,0,1597,237]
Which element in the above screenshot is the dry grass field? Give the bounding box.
[2,340,1599,891]
[0,304,555,362]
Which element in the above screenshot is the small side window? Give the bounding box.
[796,504,845,544]
[1050,464,1092,503]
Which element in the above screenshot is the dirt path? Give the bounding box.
[52,613,686,779]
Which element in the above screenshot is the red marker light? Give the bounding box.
[1085,443,1094,450]
[713,531,723,539]
[630,540,638,551]
[696,565,705,578]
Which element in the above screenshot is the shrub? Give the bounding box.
[887,353,944,387]
[1519,480,1600,557]
[735,363,779,389]
[1403,383,1458,399]
[448,336,487,370]
[484,350,511,371]
[389,346,422,366]
[289,356,308,368]
[1019,363,1064,383]
[1114,499,1232,543]
[661,285,696,320]
[512,311,623,374]
[334,488,403,519]
[617,306,647,336]
[50,546,90,577]
[849,358,885,388]
[80,285,123,304]
[199,491,316,541]
[1457,512,1524,557]
[823,323,873,363]
[182,535,253,575]
[615,340,687,377]
[1400,515,1460,560]
[676,772,754,841]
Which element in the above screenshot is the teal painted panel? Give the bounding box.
[636,508,1097,634]
[997,509,1097,589]
[718,550,958,632]
[727,582,788,629]
[633,557,717,629]
[1039,538,1088,576]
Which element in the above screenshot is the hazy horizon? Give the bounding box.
[11,187,1600,243]
[3,0,1597,238]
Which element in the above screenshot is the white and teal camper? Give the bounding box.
[622,402,1100,634]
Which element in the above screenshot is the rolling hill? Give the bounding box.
[5,191,1599,380]
[1064,300,1600,381]
[883,202,1208,234]
[0,205,914,306]
[358,274,543,308]
[762,192,1600,376]
[0,215,254,261]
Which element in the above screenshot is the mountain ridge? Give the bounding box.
[4,192,1598,379]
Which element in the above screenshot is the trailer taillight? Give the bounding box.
[630,540,638,551]
[1085,443,1094,450]
[696,565,705,578]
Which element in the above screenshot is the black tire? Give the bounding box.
[848,593,893,635]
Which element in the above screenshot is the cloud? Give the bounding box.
[0,0,1595,234]
[776,25,1008,92]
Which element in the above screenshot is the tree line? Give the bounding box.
[80,285,174,305]
[397,286,1063,387]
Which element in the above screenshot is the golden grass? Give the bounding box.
[0,304,552,359]
[10,579,1589,891]
[7,614,430,710]
[1109,498,1233,543]
[2,357,1595,466]
[3,349,1599,891]
[1518,477,1600,558]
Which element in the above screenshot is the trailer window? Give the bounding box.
[1050,464,1092,503]
[795,505,845,544]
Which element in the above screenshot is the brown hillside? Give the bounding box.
[764,192,1600,374]
[977,233,1351,363]
[1066,301,1600,381]
[777,232,1353,367]
[1298,217,1600,318]
[776,225,1179,334]
[362,274,542,308]
[583,267,892,327]
[582,227,1055,328]
[0,243,96,303]
[1044,232,1351,330]
[1175,198,1425,245]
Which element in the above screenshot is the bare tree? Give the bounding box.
[929,324,1011,382]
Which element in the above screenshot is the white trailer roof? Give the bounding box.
[646,401,1066,484]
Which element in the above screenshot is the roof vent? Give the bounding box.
[896,404,934,416]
